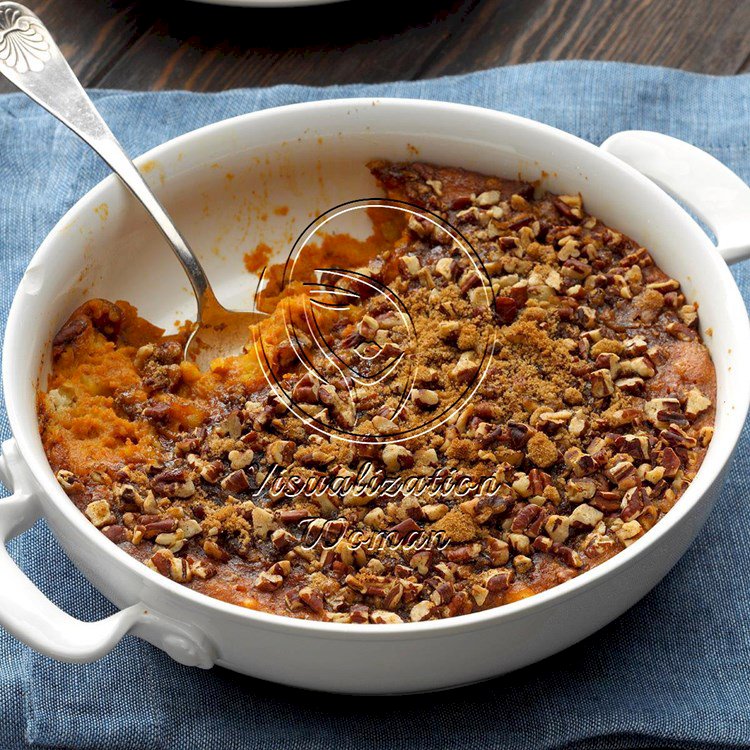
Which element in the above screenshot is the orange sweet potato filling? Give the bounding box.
[38,162,717,623]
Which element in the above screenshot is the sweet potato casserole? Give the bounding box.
[39,161,716,624]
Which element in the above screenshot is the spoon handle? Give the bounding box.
[0,2,212,308]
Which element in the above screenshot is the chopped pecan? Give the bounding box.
[555,545,583,568]
[620,485,648,521]
[511,504,544,534]
[278,509,310,524]
[606,460,638,490]
[102,525,130,544]
[451,352,480,383]
[271,528,297,552]
[444,543,482,563]
[618,356,656,378]
[613,519,643,546]
[255,571,284,592]
[85,500,115,528]
[55,469,78,491]
[659,447,682,478]
[266,440,296,466]
[151,468,195,498]
[566,476,597,503]
[142,517,178,539]
[411,388,439,409]
[485,569,515,592]
[495,296,519,324]
[507,421,534,449]
[190,458,214,482]
[685,389,711,419]
[615,376,645,394]
[569,503,604,527]
[382,444,414,473]
[299,587,326,615]
[666,321,697,341]
[545,515,570,543]
[148,549,192,583]
[52,317,88,353]
[371,610,404,624]
[485,537,510,566]
[564,447,597,477]
[644,398,686,428]
[203,539,230,562]
[589,368,615,398]
[252,507,276,539]
[409,600,435,622]
[221,469,250,494]
[619,434,650,461]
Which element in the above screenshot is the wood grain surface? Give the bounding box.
[0,0,746,96]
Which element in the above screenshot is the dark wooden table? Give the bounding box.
[1,0,748,95]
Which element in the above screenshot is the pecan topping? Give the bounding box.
[220,469,250,494]
[42,160,715,625]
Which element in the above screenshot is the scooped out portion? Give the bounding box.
[39,160,716,624]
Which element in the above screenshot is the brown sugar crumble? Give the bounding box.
[39,160,716,624]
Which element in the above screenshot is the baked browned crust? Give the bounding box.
[39,161,716,623]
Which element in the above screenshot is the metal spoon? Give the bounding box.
[0,2,266,364]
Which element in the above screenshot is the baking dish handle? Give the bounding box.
[0,439,215,667]
[601,130,750,265]
[0,442,142,661]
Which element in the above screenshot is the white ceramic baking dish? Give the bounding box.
[1,99,749,694]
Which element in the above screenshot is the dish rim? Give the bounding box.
[6,96,749,639]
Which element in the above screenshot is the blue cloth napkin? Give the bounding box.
[1,61,749,750]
